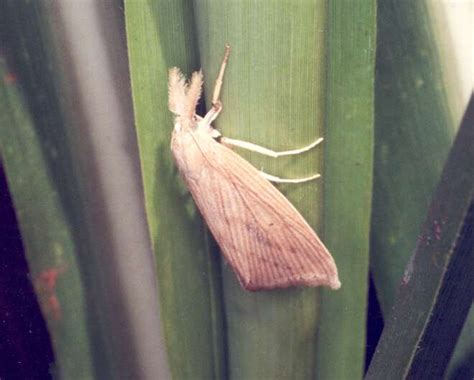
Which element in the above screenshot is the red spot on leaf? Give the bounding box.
[34,266,67,322]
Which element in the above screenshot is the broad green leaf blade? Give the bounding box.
[371,1,473,374]
[316,1,376,378]
[366,95,474,379]
[371,0,460,314]
[194,1,375,379]
[124,2,225,379]
[371,0,458,317]
[194,3,325,378]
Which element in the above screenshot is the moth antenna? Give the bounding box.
[183,70,203,118]
[168,67,187,115]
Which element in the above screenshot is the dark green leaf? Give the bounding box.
[366,95,474,379]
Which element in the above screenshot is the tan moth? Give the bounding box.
[169,45,341,291]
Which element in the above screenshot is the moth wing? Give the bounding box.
[182,132,341,291]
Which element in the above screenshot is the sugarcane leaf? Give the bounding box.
[124,1,225,378]
[366,95,474,379]
[194,1,375,379]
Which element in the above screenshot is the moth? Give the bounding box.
[169,45,341,291]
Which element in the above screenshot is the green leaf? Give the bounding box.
[124,2,225,379]
[371,1,473,373]
[366,95,474,379]
[371,0,457,316]
[194,2,325,377]
[194,1,375,379]
[316,1,376,378]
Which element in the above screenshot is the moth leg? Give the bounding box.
[202,44,231,126]
[221,137,323,158]
[260,171,321,184]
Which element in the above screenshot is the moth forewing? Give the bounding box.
[168,46,341,291]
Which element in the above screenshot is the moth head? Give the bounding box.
[168,68,203,121]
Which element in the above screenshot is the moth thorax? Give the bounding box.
[173,117,197,132]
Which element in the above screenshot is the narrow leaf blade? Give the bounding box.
[316,1,376,378]
[124,2,225,378]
